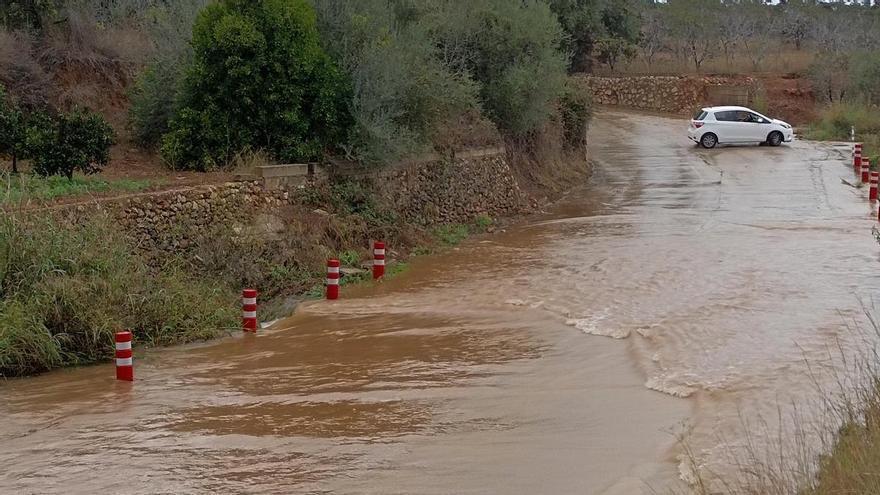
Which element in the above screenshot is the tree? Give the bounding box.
[808,52,850,104]
[431,0,569,137]
[29,108,115,179]
[0,85,27,174]
[595,37,636,71]
[161,0,353,171]
[736,1,778,71]
[666,0,718,73]
[128,0,209,149]
[548,0,640,73]
[779,0,814,50]
[638,5,667,69]
[312,0,478,163]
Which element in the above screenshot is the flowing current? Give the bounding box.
[2,110,877,494]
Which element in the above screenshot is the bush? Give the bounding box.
[431,0,569,138]
[849,51,880,106]
[129,60,187,148]
[558,84,593,151]
[29,107,115,178]
[809,52,851,104]
[0,212,237,376]
[313,0,478,163]
[161,0,352,171]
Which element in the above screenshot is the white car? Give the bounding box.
[687,105,793,149]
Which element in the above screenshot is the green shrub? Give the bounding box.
[431,0,569,138]
[0,212,237,377]
[28,108,115,179]
[805,102,880,141]
[558,83,593,150]
[314,0,478,164]
[433,223,470,246]
[129,60,186,148]
[161,0,353,171]
[850,51,880,106]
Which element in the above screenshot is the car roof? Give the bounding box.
[703,106,755,113]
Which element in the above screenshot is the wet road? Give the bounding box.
[2,110,877,494]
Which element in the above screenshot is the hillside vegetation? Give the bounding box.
[0,0,641,172]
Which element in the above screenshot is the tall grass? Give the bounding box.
[802,102,880,166]
[0,172,153,205]
[677,306,880,495]
[0,211,237,377]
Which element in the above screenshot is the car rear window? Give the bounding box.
[693,110,707,120]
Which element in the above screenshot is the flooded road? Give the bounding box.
[2,109,877,494]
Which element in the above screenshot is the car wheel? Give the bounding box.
[700,133,717,149]
[767,131,783,147]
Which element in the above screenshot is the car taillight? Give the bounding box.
[693,121,704,128]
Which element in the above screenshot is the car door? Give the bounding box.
[728,110,769,142]
[712,111,738,143]
[745,112,770,141]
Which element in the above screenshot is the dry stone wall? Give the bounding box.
[58,149,526,254]
[116,181,293,252]
[578,75,760,115]
[374,150,526,226]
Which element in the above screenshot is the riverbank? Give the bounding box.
[0,145,590,378]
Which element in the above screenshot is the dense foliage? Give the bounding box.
[0,84,27,173]
[548,0,640,73]
[29,108,115,178]
[160,0,352,171]
[312,0,479,163]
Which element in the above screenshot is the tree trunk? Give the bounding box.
[11,153,17,174]
[569,39,594,74]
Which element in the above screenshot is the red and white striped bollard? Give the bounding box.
[115,331,133,381]
[373,241,386,280]
[871,172,879,202]
[327,259,340,300]
[242,289,258,332]
[855,143,863,174]
[863,158,871,184]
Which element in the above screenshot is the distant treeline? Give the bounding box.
[4,0,878,171]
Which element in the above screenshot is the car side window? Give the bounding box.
[734,111,752,122]
[715,111,735,122]
[749,113,766,124]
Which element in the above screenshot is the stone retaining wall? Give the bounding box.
[577,75,760,115]
[376,150,525,225]
[63,148,526,253]
[116,181,293,252]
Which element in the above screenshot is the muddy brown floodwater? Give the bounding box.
[2,110,878,494]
